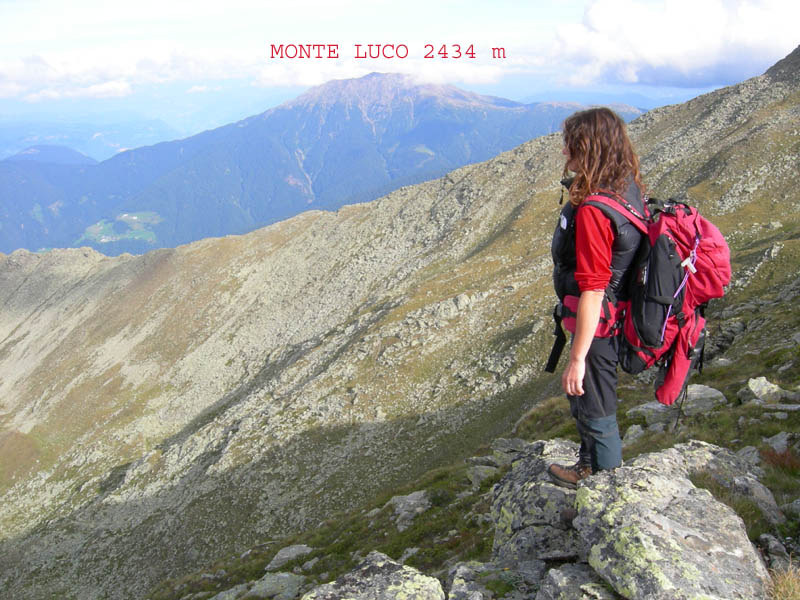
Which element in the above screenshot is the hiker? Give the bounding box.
[547,108,646,489]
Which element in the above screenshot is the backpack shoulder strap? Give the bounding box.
[584,193,648,235]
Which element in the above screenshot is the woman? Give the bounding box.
[548,107,646,489]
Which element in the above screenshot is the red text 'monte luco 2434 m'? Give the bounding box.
[270,44,507,59]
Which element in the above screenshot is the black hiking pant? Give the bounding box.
[567,335,623,472]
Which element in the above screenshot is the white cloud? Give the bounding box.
[23,80,132,102]
[0,0,796,103]
[549,0,800,87]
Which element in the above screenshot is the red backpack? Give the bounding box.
[582,194,731,405]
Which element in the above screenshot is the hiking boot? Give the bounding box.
[548,461,592,489]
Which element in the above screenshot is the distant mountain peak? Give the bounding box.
[283,72,521,112]
[4,144,97,166]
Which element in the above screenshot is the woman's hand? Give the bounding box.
[562,356,586,396]
[561,289,604,397]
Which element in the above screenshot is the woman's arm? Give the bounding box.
[562,289,604,396]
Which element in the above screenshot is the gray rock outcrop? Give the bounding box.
[490,439,773,600]
[535,563,620,600]
[574,466,769,600]
[300,551,444,599]
[209,572,307,600]
[491,439,583,562]
[384,490,432,532]
[267,546,315,572]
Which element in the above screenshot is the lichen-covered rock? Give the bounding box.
[628,439,757,480]
[737,376,784,403]
[209,572,307,600]
[535,563,621,600]
[491,437,531,467]
[467,465,499,490]
[573,466,770,599]
[448,559,546,600]
[384,490,432,531]
[301,551,444,599]
[492,439,583,562]
[446,562,496,600]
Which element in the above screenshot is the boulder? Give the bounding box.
[782,498,800,517]
[621,424,645,448]
[733,474,786,525]
[300,551,444,600]
[626,384,726,426]
[384,490,431,532]
[466,465,499,490]
[491,437,531,466]
[737,376,784,403]
[735,445,765,477]
[447,562,493,600]
[763,431,800,454]
[682,384,727,415]
[573,466,770,599]
[628,439,757,480]
[267,545,315,572]
[535,563,621,600]
[759,533,791,572]
[448,559,546,600]
[491,439,583,562]
[625,402,673,426]
[208,572,306,600]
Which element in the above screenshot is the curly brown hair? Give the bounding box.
[562,107,644,206]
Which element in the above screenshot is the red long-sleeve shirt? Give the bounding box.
[574,204,614,292]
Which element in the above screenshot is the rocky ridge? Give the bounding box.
[148,378,799,600]
[1,47,799,599]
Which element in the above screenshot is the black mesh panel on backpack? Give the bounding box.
[630,233,685,347]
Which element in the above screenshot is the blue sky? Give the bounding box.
[0,0,798,134]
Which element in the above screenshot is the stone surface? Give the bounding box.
[535,563,621,600]
[625,401,673,426]
[628,439,758,480]
[490,437,531,467]
[446,562,495,600]
[733,475,786,525]
[448,559,547,600]
[491,439,583,562]
[682,384,728,415]
[736,445,763,473]
[467,465,499,490]
[573,466,770,600]
[782,498,800,517]
[384,490,432,532]
[763,431,799,453]
[621,424,644,448]
[759,534,792,572]
[267,546,315,572]
[300,551,444,600]
[738,377,784,403]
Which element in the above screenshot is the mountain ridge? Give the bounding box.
[0,47,798,599]
[0,72,642,256]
